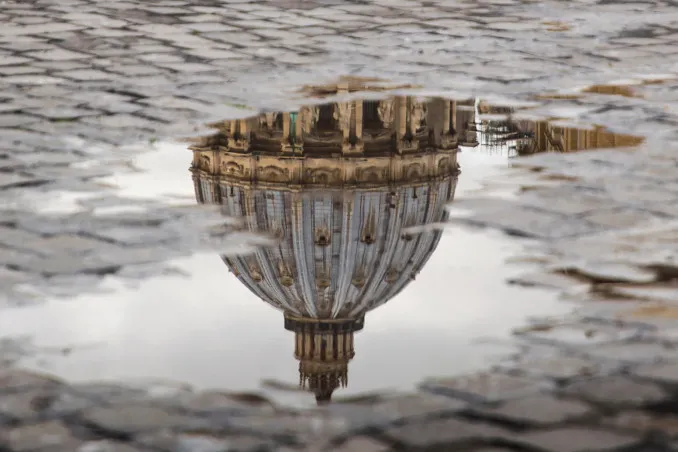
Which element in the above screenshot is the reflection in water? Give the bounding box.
[187,83,644,403]
[190,88,462,403]
[475,100,644,157]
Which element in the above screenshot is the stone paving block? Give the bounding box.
[0,387,60,421]
[2,421,81,451]
[420,372,551,403]
[316,436,391,452]
[319,403,397,432]
[156,62,217,73]
[137,431,274,452]
[516,427,640,452]
[177,390,274,415]
[470,394,594,426]
[466,449,515,452]
[371,392,467,421]
[499,353,614,381]
[581,341,678,365]
[80,114,162,130]
[229,413,345,442]
[76,441,148,452]
[384,416,515,449]
[0,114,41,127]
[90,227,180,247]
[1,75,67,85]
[45,388,101,416]
[560,375,668,408]
[107,65,164,76]
[1,23,84,37]
[0,66,46,76]
[632,362,678,385]
[0,369,63,392]
[325,392,467,431]
[603,410,678,439]
[608,286,678,303]
[137,53,184,63]
[25,48,90,61]
[82,404,204,435]
[57,69,115,81]
[583,207,664,229]
[566,262,658,284]
[62,13,128,28]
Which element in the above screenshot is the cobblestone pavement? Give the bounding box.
[3,0,678,450]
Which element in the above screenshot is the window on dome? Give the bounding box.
[316,105,336,132]
[315,228,331,246]
[363,100,381,130]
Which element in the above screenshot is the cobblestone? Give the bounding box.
[632,362,678,386]
[469,394,594,426]
[383,416,514,449]
[0,0,677,450]
[420,372,550,403]
[560,376,668,408]
[517,427,640,452]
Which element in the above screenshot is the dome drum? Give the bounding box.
[191,150,458,188]
[284,313,365,334]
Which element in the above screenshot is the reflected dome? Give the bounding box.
[190,88,461,402]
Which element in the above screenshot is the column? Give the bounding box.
[282,113,291,141]
[396,97,407,140]
[314,332,322,360]
[281,112,292,154]
[354,100,363,141]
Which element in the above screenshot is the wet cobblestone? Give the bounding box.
[2,0,678,450]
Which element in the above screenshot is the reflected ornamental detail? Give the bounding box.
[189,89,461,404]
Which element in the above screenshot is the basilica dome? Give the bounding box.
[189,91,461,402]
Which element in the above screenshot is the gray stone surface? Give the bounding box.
[0,0,677,451]
[82,404,203,435]
[560,376,668,408]
[517,427,640,452]
[330,437,391,452]
[384,416,514,449]
[420,372,550,403]
[3,421,81,451]
[632,362,678,385]
[471,394,594,426]
[137,431,274,452]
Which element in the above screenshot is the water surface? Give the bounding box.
[2,88,642,405]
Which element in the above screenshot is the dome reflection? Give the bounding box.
[190,87,461,403]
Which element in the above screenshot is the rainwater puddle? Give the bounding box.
[2,82,651,406]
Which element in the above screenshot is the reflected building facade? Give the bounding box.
[189,86,461,403]
[474,99,643,156]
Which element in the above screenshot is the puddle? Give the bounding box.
[1,82,655,406]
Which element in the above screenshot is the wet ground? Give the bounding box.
[2,0,678,451]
